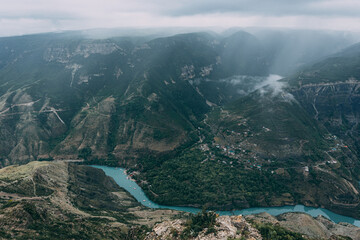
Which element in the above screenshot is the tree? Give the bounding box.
[78,147,92,160]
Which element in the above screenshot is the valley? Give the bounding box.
[1,161,359,240]
[0,161,180,239]
[0,29,360,239]
[93,164,360,227]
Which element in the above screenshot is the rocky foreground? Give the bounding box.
[145,213,360,240]
[0,161,179,239]
[0,161,359,239]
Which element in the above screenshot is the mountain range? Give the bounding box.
[0,29,360,221]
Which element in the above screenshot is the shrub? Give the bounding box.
[180,209,218,239]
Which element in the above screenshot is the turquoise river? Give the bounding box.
[92,165,360,227]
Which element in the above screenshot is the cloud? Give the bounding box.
[253,74,285,96]
[0,0,360,37]
[0,18,58,37]
[162,0,360,17]
[227,74,296,102]
[162,0,315,16]
[227,75,286,96]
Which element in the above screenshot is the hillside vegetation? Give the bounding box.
[0,30,360,219]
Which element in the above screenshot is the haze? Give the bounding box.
[1,0,360,37]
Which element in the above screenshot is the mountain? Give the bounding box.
[0,31,270,167]
[249,29,359,75]
[289,43,360,85]
[0,29,360,220]
[288,43,360,167]
[0,30,353,167]
[131,44,360,218]
[136,77,360,218]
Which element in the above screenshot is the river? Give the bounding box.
[92,165,360,227]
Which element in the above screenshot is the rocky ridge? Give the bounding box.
[145,215,262,240]
[145,212,360,240]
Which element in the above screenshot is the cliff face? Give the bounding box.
[288,43,360,161]
[293,81,360,156]
[282,52,360,217]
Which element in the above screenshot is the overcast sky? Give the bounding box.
[1,0,360,37]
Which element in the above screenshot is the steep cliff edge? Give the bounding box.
[0,161,179,239]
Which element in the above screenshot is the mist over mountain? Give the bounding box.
[246,29,354,72]
[3,0,360,238]
[0,28,357,166]
[1,27,360,239]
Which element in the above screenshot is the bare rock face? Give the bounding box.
[148,219,185,238]
[246,212,360,240]
[315,215,360,240]
[145,215,262,240]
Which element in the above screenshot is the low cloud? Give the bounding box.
[225,74,285,96]
[253,74,285,96]
[228,74,295,101]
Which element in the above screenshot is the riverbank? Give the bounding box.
[92,165,360,227]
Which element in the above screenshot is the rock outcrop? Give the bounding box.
[247,212,360,240]
[145,215,262,240]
